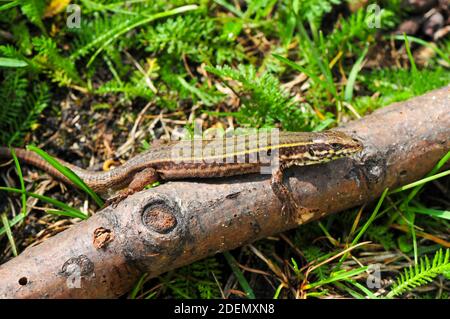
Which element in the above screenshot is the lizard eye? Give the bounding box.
[267,149,272,156]
[308,149,315,157]
[331,143,343,150]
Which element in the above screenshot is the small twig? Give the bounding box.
[124,51,158,94]
[116,101,153,156]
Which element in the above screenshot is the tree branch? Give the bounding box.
[0,86,448,298]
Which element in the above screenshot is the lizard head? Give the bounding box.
[280,130,363,165]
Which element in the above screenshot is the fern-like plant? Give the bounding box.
[32,36,82,87]
[387,249,450,298]
[293,0,342,26]
[0,69,50,145]
[206,64,315,131]
[19,0,46,33]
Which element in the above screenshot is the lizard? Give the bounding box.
[0,130,363,212]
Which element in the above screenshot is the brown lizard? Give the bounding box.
[0,131,363,210]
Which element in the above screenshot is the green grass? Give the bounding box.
[26,145,104,206]
[1,213,18,256]
[0,0,448,298]
[0,187,88,222]
[223,251,256,299]
[9,147,27,217]
[0,57,27,67]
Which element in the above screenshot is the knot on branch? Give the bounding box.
[350,137,388,192]
[142,202,178,234]
[117,192,189,273]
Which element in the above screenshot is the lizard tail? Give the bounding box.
[0,147,133,195]
[0,147,79,187]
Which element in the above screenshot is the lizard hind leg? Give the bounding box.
[105,167,160,207]
[270,166,300,220]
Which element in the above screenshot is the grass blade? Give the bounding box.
[304,266,369,290]
[390,34,450,64]
[333,281,365,299]
[9,147,27,217]
[273,283,284,299]
[0,57,28,68]
[0,0,20,11]
[272,54,328,88]
[403,33,417,74]
[223,251,256,299]
[0,186,86,218]
[344,279,378,299]
[1,213,18,256]
[129,273,148,299]
[407,207,450,221]
[340,188,389,262]
[26,145,104,206]
[390,170,450,194]
[0,214,25,237]
[45,210,88,220]
[344,44,368,102]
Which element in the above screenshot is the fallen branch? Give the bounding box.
[0,86,448,298]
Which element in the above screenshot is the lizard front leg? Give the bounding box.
[270,165,300,219]
[105,167,160,207]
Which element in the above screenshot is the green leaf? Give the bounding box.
[390,170,450,194]
[305,266,369,290]
[26,145,104,206]
[1,213,18,256]
[398,235,413,253]
[344,44,368,102]
[19,0,46,33]
[0,186,87,221]
[387,249,450,298]
[407,207,450,220]
[45,209,88,220]
[390,34,450,65]
[223,251,255,299]
[0,57,28,68]
[0,0,20,11]
[9,147,27,217]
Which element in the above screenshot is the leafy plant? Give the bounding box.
[206,64,315,130]
[355,67,450,112]
[159,257,223,299]
[0,70,50,145]
[292,0,342,26]
[32,36,82,87]
[387,249,450,298]
[19,0,46,33]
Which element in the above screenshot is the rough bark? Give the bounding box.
[0,86,448,298]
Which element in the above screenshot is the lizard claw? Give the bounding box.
[104,189,134,208]
[280,193,300,220]
[104,196,121,208]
